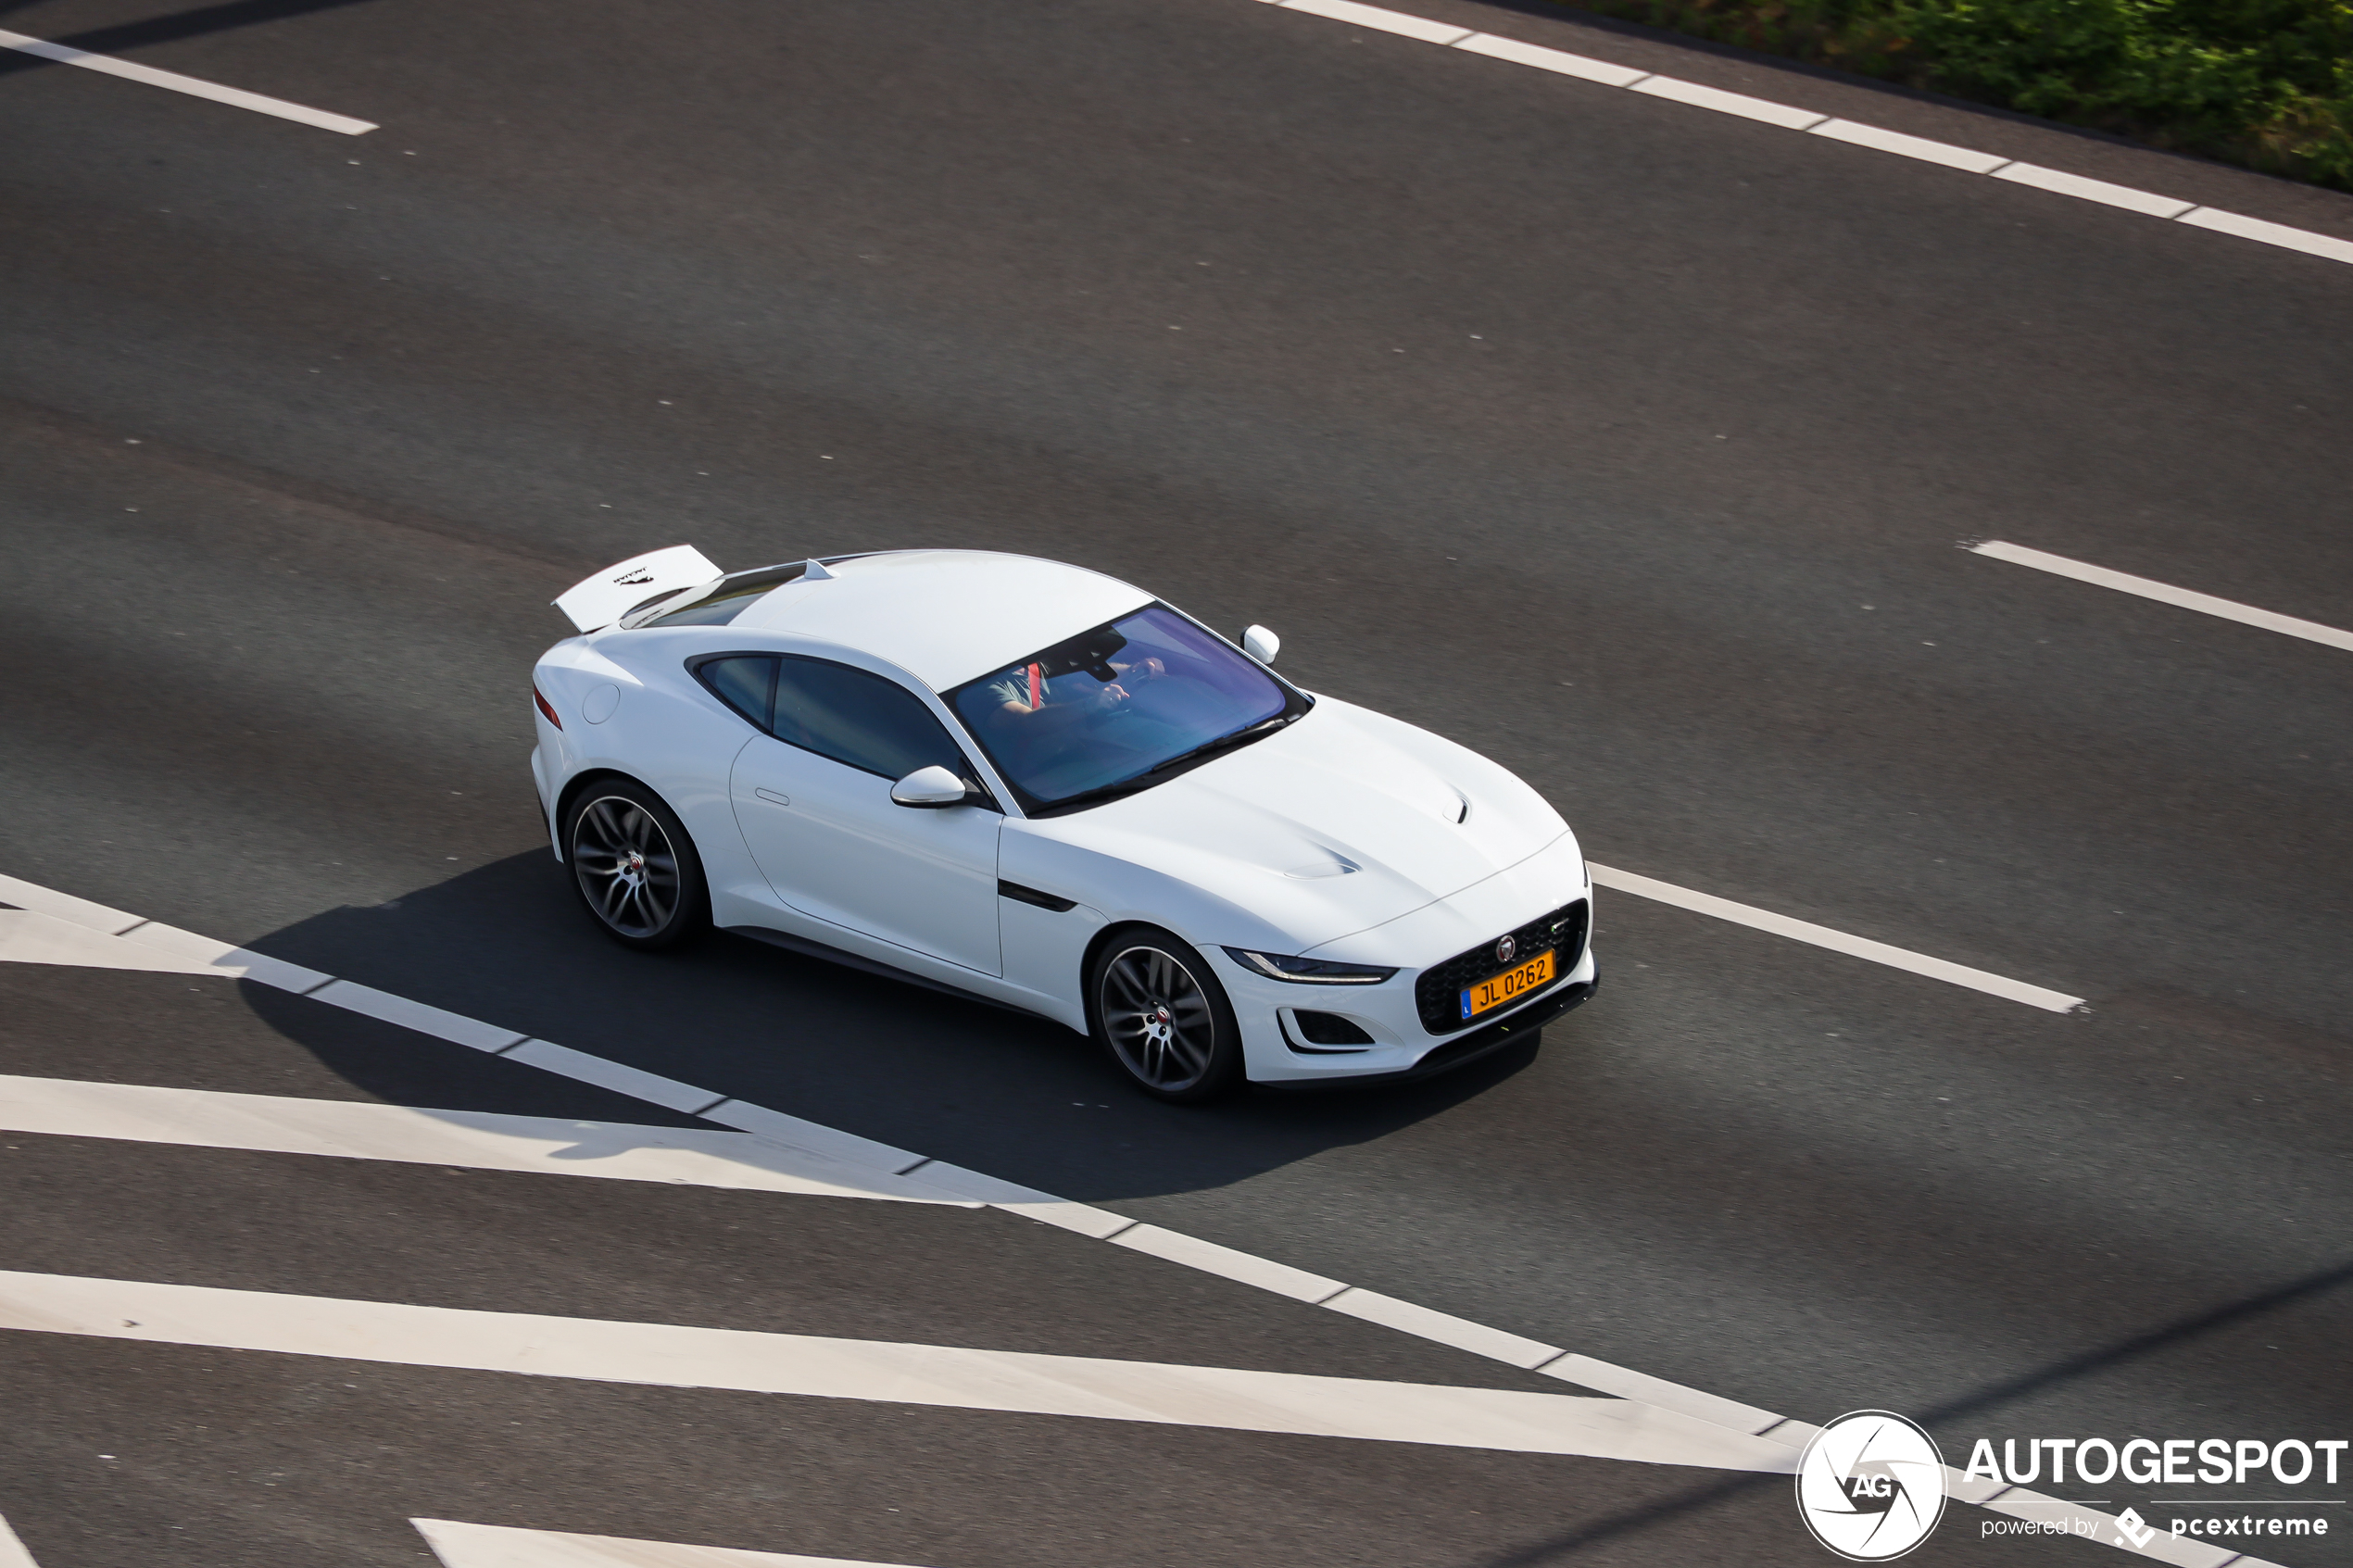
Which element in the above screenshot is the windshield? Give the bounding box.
[948,605,1302,813]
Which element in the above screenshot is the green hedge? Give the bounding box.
[1557,0,2353,192]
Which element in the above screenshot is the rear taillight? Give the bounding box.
[533,685,561,729]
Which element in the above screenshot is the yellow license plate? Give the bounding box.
[1461,949,1554,1020]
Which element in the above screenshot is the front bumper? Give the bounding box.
[1218,934,1598,1084]
[1261,971,1598,1091]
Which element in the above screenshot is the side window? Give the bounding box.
[698,656,776,729]
[774,659,969,782]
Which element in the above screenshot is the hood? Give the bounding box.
[1038,698,1568,950]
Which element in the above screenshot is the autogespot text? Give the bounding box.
[1965,1436,2342,1545]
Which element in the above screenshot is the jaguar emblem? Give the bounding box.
[1495,935,1516,964]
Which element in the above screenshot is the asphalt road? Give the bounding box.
[2,0,2349,1563]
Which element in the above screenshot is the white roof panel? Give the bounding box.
[731,550,1155,690]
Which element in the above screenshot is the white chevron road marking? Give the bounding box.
[0,1076,972,1206]
[0,1271,1797,1471]
[0,1511,40,1568]
[415,1518,929,1568]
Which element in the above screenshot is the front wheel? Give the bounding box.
[564,780,708,950]
[1088,927,1244,1102]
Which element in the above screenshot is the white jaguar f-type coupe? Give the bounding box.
[531,546,1596,1100]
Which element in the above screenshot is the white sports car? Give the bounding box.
[531,546,1596,1100]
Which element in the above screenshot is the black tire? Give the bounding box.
[1088,926,1245,1102]
[562,779,709,950]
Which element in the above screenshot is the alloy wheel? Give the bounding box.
[571,795,681,939]
[1101,944,1217,1092]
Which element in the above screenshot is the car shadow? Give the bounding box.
[236,851,1553,1204]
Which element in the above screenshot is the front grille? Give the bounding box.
[1415,898,1589,1035]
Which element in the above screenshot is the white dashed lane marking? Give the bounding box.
[1972,540,2353,654]
[0,27,375,134]
[1254,0,2353,271]
[1588,864,2087,1013]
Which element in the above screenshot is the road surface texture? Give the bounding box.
[2,0,2347,1563]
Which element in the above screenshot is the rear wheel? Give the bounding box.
[1089,927,1244,1102]
[564,780,707,949]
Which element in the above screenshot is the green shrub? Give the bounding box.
[1560,0,2353,191]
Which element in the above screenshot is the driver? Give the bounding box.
[988,656,1164,717]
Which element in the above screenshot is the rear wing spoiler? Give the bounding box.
[552,545,722,633]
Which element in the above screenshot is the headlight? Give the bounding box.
[1222,947,1397,985]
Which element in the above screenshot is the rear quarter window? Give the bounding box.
[696,656,776,728]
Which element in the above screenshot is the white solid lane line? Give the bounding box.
[1541,1353,1785,1436]
[1252,0,2353,270]
[501,1040,729,1117]
[0,1271,1798,1471]
[1972,540,2353,654]
[116,917,333,990]
[0,1512,39,1568]
[1110,1223,1346,1304]
[2179,206,2353,265]
[0,28,375,135]
[900,1158,1137,1238]
[1992,163,2196,220]
[1450,31,1645,89]
[704,1098,927,1176]
[0,1075,973,1206]
[310,977,526,1052]
[1632,74,1824,131]
[1325,1287,1561,1370]
[417,1519,929,1568]
[1587,864,2086,1013]
[1807,118,2008,174]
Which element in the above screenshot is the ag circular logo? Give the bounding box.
[1495,935,1516,963]
[1795,1411,1946,1561]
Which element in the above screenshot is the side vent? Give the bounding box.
[998,880,1076,912]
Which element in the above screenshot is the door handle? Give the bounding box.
[754,788,790,806]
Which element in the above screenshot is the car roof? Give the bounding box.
[730,549,1155,691]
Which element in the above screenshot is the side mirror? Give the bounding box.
[890,764,972,808]
[1241,625,1280,665]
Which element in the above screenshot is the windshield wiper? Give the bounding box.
[1141,713,1294,778]
[1031,774,1164,815]
[1035,715,1296,816]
